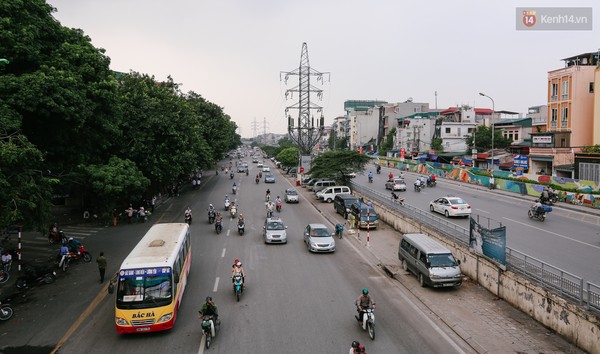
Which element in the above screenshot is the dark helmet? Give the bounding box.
[206,296,212,302]
[362,288,369,295]
[352,340,360,348]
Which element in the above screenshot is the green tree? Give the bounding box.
[431,137,443,153]
[276,147,299,168]
[310,150,371,185]
[581,145,600,153]
[379,128,396,155]
[465,126,512,151]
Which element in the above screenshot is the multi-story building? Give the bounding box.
[526,105,548,130]
[529,52,598,176]
[377,101,430,149]
[438,107,483,153]
[395,113,438,154]
[344,100,386,151]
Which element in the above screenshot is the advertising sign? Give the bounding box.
[532,136,552,144]
[469,217,507,267]
[513,155,529,169]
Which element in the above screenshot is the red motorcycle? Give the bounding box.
[60,245,92,271]
[276,200,282,212]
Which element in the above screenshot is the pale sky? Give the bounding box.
[48,0,598,138]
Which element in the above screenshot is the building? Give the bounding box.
[395,112,438,154]
[529,52,599,177]
[344,100,387,151]
[526,105,548,130]
[377,101,430,149]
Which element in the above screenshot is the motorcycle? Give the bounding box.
[414,184,421,192]
[200,315,219,349]
[59,244,92,271]
[245,170,249,176]
[335,223,344,239]
[232,186,237,195]
[208,210,216,224]
[368,176,373,183]
[224,200,230,211]
[48,228,67,245]
[0,301,13,321]
[229,172,234,180]
[391,192,405,206]
[185,213,192,225]
[230,206,237,218]
[426,180,437,187]
[541,193,558,206]
[528,205,551,222]
[255,177,260,184]
[233,274,243,302]
[237,220,245,235]
[15,265,56,289]
[376,166,381,174]
[276,201,282,213]
[215,220,223,234]
[357,307,376,340]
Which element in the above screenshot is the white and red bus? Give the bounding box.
[115,223,191,333]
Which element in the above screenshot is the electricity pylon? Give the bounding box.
[280,42,330,155]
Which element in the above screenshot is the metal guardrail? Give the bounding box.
[350,182,600,315]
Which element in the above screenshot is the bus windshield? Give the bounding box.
[116,267,173,309]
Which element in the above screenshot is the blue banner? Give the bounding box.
[513,155,528,169]
[469,218,506,265]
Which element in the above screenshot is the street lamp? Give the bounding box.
[479,92,495,171]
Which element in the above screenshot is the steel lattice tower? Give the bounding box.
[280,43,330,155]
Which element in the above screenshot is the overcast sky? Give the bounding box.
[48,0,598,138]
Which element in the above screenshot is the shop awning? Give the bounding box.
[529,155,553,162]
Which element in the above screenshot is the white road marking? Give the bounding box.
[226,229,230,237]
[213,277,219,292]
[221,248,226,258]
[503,217,600,250]
[477,209,490,214]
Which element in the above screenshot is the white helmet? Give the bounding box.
[68,237,73,241]
[209,204,213,207]
[236,262,242,266]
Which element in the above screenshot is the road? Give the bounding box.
[358,165,600,285]
[0,158,476,353]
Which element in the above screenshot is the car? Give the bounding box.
[333,194,359,219]
[237,165,247,173]
[252,158,258,163]
[285,188,299,203]
[385,178,406,191]
[257,162,264,168]
[350,203,380,229]
[300,175,312,186]
[263,217,287,244]
[264,173,275,183]
[429,196,472,218]
[287,167,297,175]
[262,166,271,172]
[345,172,357,178]
[303,223,335,253]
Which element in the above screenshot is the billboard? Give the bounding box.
[469,217,507,267]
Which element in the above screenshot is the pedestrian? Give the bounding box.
[97,252,107,283]
[113,208,119,226]
[138,206,146,223]
[127,205,134,224]
[151,195,156,213]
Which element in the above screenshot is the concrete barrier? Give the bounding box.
[355,190,600,354]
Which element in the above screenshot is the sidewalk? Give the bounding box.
[290,174,585,354]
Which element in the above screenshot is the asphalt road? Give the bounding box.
[358,165,600,285]
[0,159,478,354]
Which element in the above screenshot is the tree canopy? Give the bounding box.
[465,126,512,151]
[310,151,371,185]
[0,0,240,230]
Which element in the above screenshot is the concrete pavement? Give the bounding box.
[290,174,585,354]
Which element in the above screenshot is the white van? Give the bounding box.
[312,180,336,193]
[316,186,351,203]
[397,233,462,288]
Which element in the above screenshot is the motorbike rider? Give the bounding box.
[265,188,271,201]
[349,341,366,354]
[367,171,373,182]
[215,212,223,229]
[198,296,219,330]
[376,165,381,174]
[265,200,275,217]
[531,199,543,215]
[67,237,81,254]
[184,207,192,220]
[238,213,245,226]
[414,178,422,190]
[541,187,550,203]
[48,222,59,243]
[232,259,246,289]
[355,288,375,323]
[275,195,282,209]
[388,172,393,180]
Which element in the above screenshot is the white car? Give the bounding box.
[285,188,299,203]
[257,162,264,168]
[262,166,271,172]
[429,196,472,218]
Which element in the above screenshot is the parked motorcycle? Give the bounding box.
[215,220,223,234]
[208,210,216,224]
[233,274,243,302]
[0,301,13,321]
[200,315,219,349]
[237,220,245,235]
[528,204,551,222]
[15,265,56,289]
[356,307,376,340]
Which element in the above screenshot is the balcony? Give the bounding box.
[550,95,558,102]
[561,94,569,100]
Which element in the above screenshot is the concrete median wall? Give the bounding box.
[356,191,600,354]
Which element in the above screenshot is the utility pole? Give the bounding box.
[263,117,268,137]
[280,42,330,155]
[251,118,259,138]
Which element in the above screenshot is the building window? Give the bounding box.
[468,128,475,134]
[561,80,569,100]
[590,82,595,93]
[445,127,451,134]
[551,83,558,100]
[514,133,519,141]
[561,107,568,128]
[550,108,558,128]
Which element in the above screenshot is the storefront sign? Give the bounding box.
[532,136,552,144]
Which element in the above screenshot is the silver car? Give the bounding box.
[263,217,287,244]
[303,224,335,253]
[285,188,299,203]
